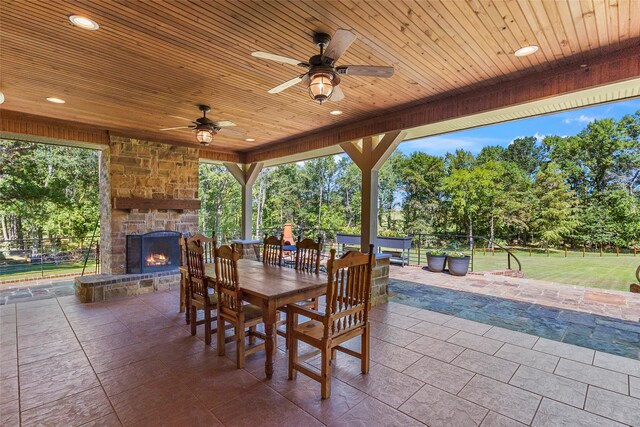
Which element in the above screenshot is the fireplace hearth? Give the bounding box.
[126,231,181,274]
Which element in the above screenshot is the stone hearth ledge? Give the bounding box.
[75,270,180,303]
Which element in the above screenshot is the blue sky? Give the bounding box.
[396,98,640,156]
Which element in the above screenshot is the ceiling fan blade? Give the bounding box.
[213,120,236,127]
[168,115,193,122]
[323,29,357,62]
[331,85,345,102]
[251,51,309,68]
[336,65,395,78]
[159,126,192,131]
[268,74,306,94]
[218,127,247,138]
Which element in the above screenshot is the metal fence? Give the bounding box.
[0,235,99,280]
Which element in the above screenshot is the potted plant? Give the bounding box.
[447,251,471,276]
[426,249,447,272]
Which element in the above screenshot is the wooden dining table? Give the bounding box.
[203,258,327,379]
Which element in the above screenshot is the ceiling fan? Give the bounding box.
[251,29,394,103]
[159,104,246,146]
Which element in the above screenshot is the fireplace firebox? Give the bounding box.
[126,231,181,274]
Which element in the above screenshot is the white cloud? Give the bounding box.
[509,132,545,145]
[562,114,595,124]
[398,135,502,155]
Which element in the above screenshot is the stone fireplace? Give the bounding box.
[76,136,200,302]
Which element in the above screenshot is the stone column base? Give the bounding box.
[371,255,391,307]
[232,239,261,261]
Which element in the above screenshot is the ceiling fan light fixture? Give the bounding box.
[308,72,335,103]
[194,126,215,145]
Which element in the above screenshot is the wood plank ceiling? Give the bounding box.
[1,0,639,159]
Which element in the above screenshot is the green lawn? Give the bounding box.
[0,262,97,281]
[409,249,637,292]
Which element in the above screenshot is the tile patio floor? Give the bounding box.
[1,288,639,426]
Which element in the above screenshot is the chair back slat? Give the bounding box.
[188,233,215,263]
[263,235,283,267]
[179,235,187,267]
[295,236,322,274]
[324,245,374,336]
[214,244,242,314]
[186,240,211,300]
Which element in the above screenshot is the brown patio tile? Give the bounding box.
[98,356,171,397]
[110,376,211,426]
[134,323,192,346]
[377,301,421,316]
[400,383,488,427]
[554,359,628,394]
[19,350,92,384]
[283,378,367,425]
[368,310,421,329]
[458,375,541,425]
[20,386,112,427]
[480,412,527,427]
[585,386,640,426]
[130,402,222,427]
[149,335,213,363]
[631,376,640,398]
[584,291,626,306]
[16,329,78,350]
[403,355,475,394]
[18,339,83,366]
[74,321,129,342]
[81,330,144,356]
[495,343,559,372]
[483,326,538,349]
[189,368,263,410]
[329,396,423,427]
[0,398,20,427]
[532,398,626,427]
[348,364,424,408]
[509,365,587,408]
[593,351,640,377]
[80,412,122,427]
[443,317,492,335]
[370,338,423,372]
[86,341,155,374]
[408,320,459,340]
[369,320,421,347]
[0,376,18,405]
[406,335,465,362]
[408,308,454,325]
[447,331,504,355]
[0,341,17,362]
[19,365,100,410]
[0,358,17,380]
[16,319,72,337]
[532,338,595,364]
[452,349,519,382]
[212,383,323,426]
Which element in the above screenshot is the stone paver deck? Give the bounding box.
[2,289,639,426]
[391,266,640,322]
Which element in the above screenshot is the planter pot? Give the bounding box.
[447,255,471,276]
[426,254,447,272]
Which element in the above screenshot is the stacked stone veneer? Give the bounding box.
[80,137,199,302]
[371,256,390,307]
[103,136,199,275]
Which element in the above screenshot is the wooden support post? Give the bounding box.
[224,162,263,240]
[341,131,406,252]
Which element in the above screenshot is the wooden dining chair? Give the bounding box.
[287,245,375,399]
[185,239,218,345]
[179,235,190,322]
[263,234,283,267]
[189,233,215,263]
[294,235,323,310]
[214,244,266,368]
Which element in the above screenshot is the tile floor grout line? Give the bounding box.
[54,295,124,426]
[14,303,22,427]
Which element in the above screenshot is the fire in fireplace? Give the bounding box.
[126,231,182,274]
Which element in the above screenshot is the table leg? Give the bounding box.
[263,300,277,379]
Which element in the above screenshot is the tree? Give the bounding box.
[530,163,576,245]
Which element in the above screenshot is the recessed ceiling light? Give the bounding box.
[245,138,255,142]
[0,91,4,105]
[46,97,66,104]
[514,45,539,57]
[69,15,99,30]
[330,110,343,116]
